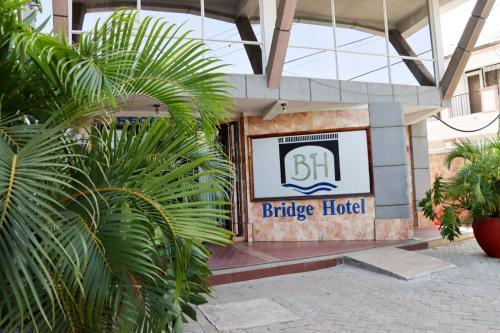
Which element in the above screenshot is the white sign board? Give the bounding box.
[251,130,370,199]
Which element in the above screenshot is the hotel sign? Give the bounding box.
[251,130,370,199]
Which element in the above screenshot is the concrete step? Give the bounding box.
[344,247,455,280]
[208,234,473,285]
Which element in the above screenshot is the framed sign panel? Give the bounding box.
[251,130,371,200]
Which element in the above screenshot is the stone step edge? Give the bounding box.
[208,232,474,285]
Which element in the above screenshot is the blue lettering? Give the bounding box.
[346,200,352,214]
[322,200,335,216]
[336,203,346,215]
[286,202,295,216]
[281,202,288,217]
[361,198,366,214]
[297,205,306,221]
[352,202,360,214]
[296,204,314,221]
[263,203,273,218]
[306,205,314,217]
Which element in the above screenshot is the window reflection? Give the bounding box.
[390,57,435,86]
[204,41,255,74]
[283,48,337,79]
[338,52,389,83]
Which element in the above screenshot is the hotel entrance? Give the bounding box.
[218,122,246,241]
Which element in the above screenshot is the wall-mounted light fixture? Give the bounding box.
[153,104,161,114]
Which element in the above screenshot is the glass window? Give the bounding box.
[204,41,255,74]
[386,0,432,59]
[80,11,115,32]
[203,0,260,42]
[337,52,389,83]
[389,57,435,86]
[334,0,387,55]
[36,0,53,33]
[389,57,419,85]
[484,68,499,87]
[283,47,337,79]
[73,0,137,32]
[289,0,334,49]
[140,1,202,38]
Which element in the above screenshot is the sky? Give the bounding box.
[34,0,500,81]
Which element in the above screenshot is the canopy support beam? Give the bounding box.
[266,0,298,88]
[388,30,435,86]
[440,0,496,100]
[235,16,263,75]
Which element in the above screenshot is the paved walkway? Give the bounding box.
[186,239,500,333]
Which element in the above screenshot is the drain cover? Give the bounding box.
[199,298,300,331]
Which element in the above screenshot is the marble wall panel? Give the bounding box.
[374,218,412,240]
[241,109,412,241]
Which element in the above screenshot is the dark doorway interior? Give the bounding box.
[468,74,482,114]
[218,122,244,238]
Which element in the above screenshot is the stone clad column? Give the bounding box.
[368,103,412,240]
[410,120,432,228]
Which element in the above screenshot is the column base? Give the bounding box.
[416,211,434,228]
[375,218,413,240]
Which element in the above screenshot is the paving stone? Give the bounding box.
[185,239,500,332]
[198,298,300,332]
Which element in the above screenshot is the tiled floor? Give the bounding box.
[208,228,441,270]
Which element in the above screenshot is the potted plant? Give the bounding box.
[419,138,500,258]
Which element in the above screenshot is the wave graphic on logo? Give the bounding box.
[282,182,337,195]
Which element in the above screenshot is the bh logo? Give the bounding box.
[278,133,341,195]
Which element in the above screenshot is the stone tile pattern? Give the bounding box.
[375,218,413,241]
[429,152,464,184]
[244,109,374,242]
[185,239,500,333]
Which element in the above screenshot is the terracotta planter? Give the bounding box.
[473,217,500,258]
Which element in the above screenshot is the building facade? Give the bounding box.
[50,0,493,241]
[428,40,500,151]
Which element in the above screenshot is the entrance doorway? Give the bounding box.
[467,73,483,114]
[218,122,245,240]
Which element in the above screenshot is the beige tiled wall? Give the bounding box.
[243,109,379,241]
